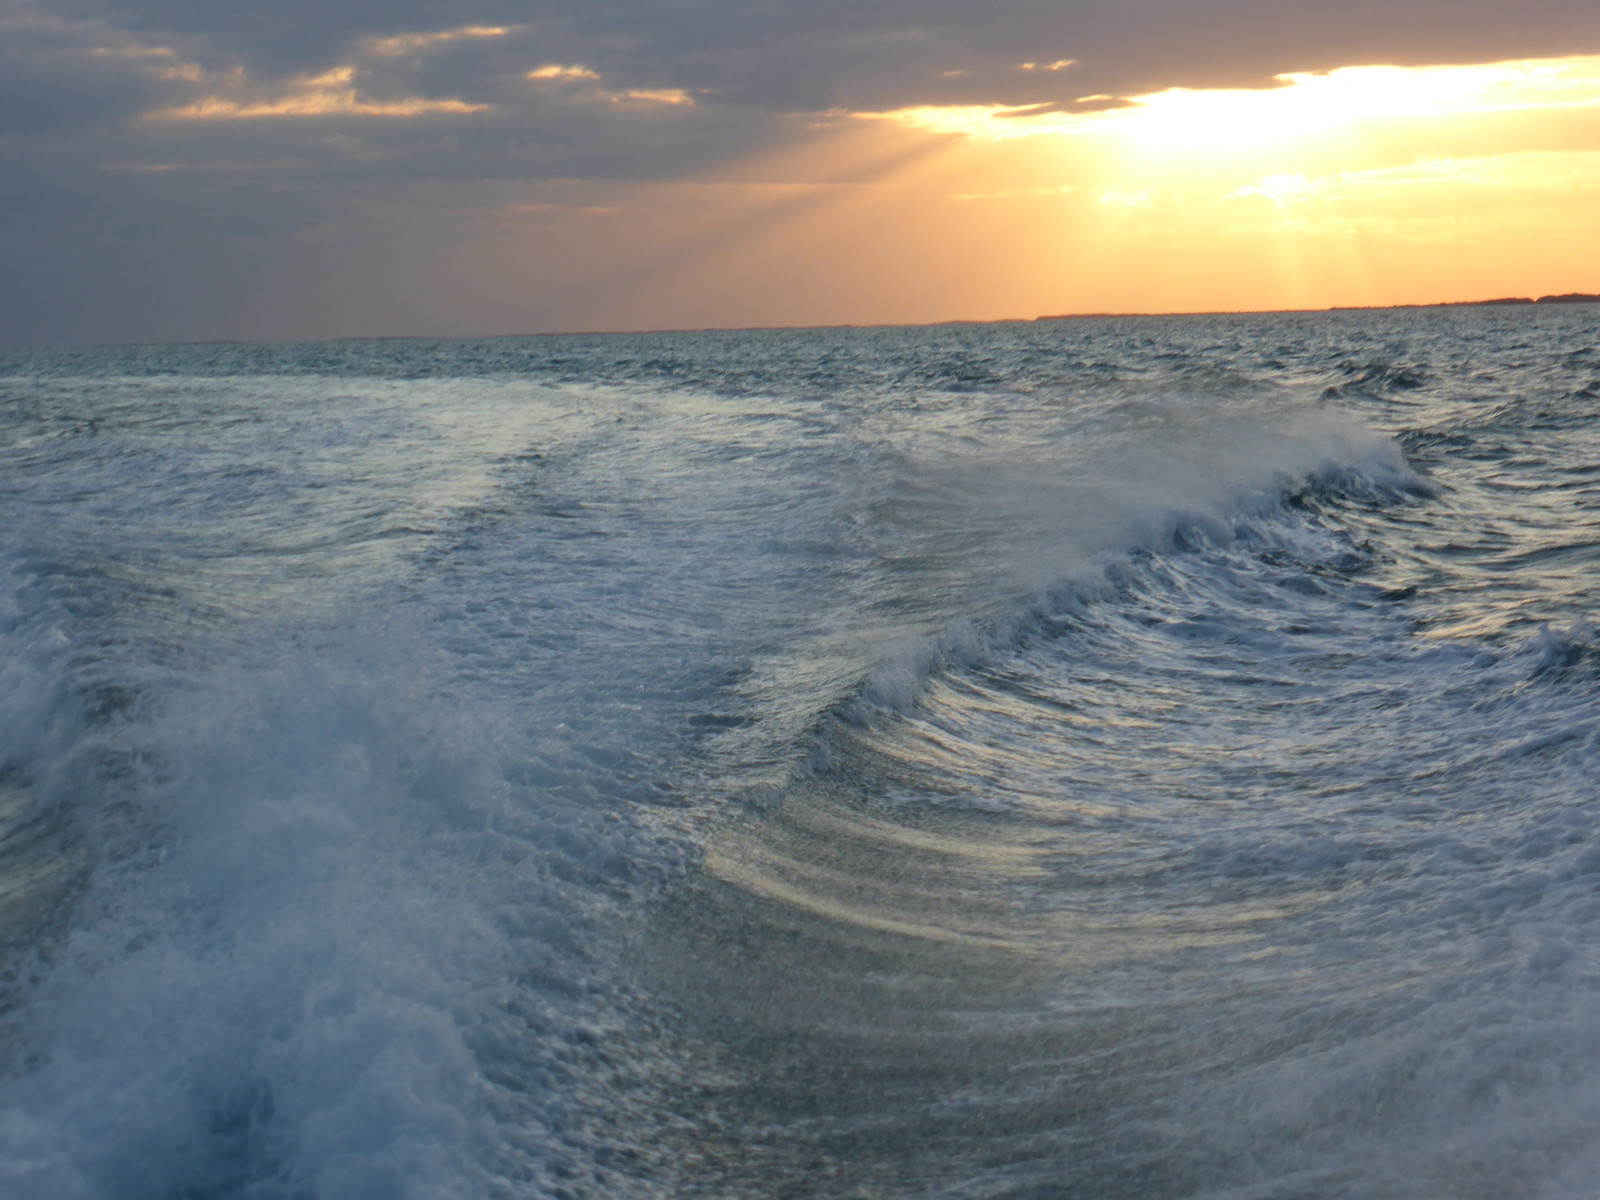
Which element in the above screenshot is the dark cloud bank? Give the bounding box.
[5,0,1600,345]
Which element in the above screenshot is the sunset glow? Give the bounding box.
[867,56,1600,153]
[119,45,1600,331]
[152,65,490,119]
[9,2,1600,346]
[805,55,1600,318]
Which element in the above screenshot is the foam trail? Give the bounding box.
[1,311,1597,1198]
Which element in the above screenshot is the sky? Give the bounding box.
[5,0,1600,346]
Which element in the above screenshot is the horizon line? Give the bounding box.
[9,292,1594,354]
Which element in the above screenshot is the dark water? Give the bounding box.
[0,307,1597,1198]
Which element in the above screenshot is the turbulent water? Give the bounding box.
[0,307,1598,1199]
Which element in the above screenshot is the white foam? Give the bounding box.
[0,617,647,1197]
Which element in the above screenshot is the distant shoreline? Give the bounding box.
[1032,293,1600,322]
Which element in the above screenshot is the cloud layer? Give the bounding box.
[5,0,1600,343]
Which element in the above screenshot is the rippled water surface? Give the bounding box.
[1,307,1598,1198]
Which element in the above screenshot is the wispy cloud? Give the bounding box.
[858,55,1600,149]
[366,27,511,58]
[150,66,488,120]
[527,63,696,106]
[527,64,603,83]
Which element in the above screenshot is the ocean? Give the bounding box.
[0,306,1596,1198]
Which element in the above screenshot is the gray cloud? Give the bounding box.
[0,15,190,135]
[29,0,1600,114]
[13,0,1600,167]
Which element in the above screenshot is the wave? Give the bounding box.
[3,323,1596,1199]
[0,383,1426,1197]
[0,609,695,1198]
[632,375,1600,1197]
[664,522,1600,1199]
[831,399,1424,721]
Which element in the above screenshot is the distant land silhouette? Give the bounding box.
[1406,293,1600,308]
[1034,293,1600,321]
[1331,292,1600,310]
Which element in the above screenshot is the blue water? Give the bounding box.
[0,308,1597,1198]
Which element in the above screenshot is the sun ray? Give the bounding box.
[835,54,1600,313]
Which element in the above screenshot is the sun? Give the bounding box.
[826,53,1600,316]
[863,55,1600,165]
[1107,84,1337,155]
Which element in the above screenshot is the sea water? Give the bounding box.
[0,308,1597,1198]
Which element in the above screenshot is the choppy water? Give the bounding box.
[0,307,1597,1199]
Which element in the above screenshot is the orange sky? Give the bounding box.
[573,55,1600,325]
[835,55,1600,316]
[272,52,1600,337]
